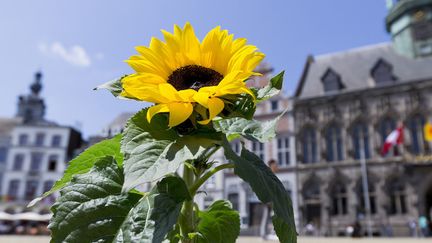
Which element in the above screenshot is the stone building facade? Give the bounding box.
[293,0,432,236]
[0,72,82,213]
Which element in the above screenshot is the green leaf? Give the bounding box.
[116,176,191,243]
[213,110,286,143]
[121,109,217,192]
[222,140,297,243]
[50,157,190,243]
[29,135,123,207]
[196,200,240,243]
[255,71,284,102]
[272,216,297,243]
[49,156,142,243]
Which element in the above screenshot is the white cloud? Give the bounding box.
[38,42,92,67]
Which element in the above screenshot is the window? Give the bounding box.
[388,178,407,215]
[371,59,397,84]
[12,154,24,171]
[0,147,7,162]
[282,181,292,198]
[379,117,397,156]
[277,136,291,166]
[204,196,213,208]
[43,180,54,193]
[271,100,279,111]
[231,140,241,155]
[353,122,371,159]
[302,128,317,163]
[35,133,45,146]
[357,182,377,215]
[30,152,43,172]
[18,134,28,146]
[408,114,425,155]
[321,69,344,93]
[25,180,38,200]
[47,155,58,172]
[325,125,343,162]
[8,180,20,200]
[51,135,62,147]
[251,141,265,160]
[228,193,239,211]
[331,184,348,215]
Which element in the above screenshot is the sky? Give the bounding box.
[0,0,390,138]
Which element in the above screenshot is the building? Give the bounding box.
[0,72,82,213]
[293,0,432,236]
[0,117,21,195]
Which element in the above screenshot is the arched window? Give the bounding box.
[302,127,318,163]
[379,117,396,156]
[408,114,425,154]
[352,122,371,159]
[325,124,343,162]
[331,183,348,215]
[357,181,377,215]
[388,178,407,215]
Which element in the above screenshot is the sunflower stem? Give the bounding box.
[179,165,196,243]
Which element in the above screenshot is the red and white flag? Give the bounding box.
[381,125,404,156]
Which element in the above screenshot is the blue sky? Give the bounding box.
[0,0,390,137]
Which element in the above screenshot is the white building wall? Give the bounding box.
[1,125,71,209]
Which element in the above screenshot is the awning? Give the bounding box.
[0,212,52,221]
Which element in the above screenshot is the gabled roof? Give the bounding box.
[294,43,432,99]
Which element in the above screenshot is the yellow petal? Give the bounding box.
[208,97,225,120]
[168,102,193,127]
[147,104,170,123]
[197,97,224,125]
[193,91,210,107]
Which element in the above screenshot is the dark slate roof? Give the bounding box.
[294,43,432,99]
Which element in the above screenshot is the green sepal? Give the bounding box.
[252,71,284,102]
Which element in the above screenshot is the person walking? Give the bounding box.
[419,216,429,237]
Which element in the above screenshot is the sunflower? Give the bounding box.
[121,23,264,127]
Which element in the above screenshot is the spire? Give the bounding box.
[30,71,43,96]
[16,71,46,123]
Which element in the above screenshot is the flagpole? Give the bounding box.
[360,136,373,237]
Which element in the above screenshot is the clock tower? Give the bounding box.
[386,0,432,58]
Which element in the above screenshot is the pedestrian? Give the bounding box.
[352,221,362,238]
[419,216,429,237]
[408,219,417,237]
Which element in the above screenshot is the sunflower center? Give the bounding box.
[168,65,223,91]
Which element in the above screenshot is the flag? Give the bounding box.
[424,123,432,142]
[381,125,404,156]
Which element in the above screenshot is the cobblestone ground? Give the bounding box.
[0,236,431,243]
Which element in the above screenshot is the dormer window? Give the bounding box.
[371,59,397,84]
[321,68,344,93]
